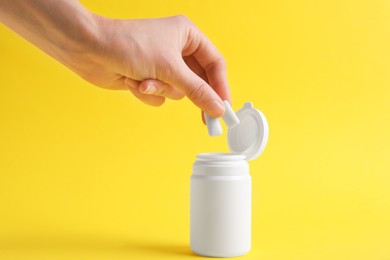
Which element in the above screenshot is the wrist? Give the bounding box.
[57,9,109,79]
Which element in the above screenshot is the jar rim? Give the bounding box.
[196,152,246,161]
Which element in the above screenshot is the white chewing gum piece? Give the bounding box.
[222,100,240,128]
[205,113,223,136]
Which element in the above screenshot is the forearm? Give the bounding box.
[0,0,102,72]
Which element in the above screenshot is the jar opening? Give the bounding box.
[196,152,246,161]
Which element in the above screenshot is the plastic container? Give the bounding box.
[190,102,269,258]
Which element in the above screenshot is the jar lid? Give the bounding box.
[227,102,269,160]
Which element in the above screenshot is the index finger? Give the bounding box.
[183,26,231,103]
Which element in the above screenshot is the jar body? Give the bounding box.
[190,153,251,257]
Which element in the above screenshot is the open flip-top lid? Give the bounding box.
[227,102,269,160]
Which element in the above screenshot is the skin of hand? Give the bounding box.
[0,0,230,118]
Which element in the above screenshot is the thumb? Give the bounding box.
[166,59,225,118]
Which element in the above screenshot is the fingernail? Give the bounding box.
[206,101,225,117]
[141,84,157,94]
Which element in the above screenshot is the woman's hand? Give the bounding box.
[84,15,230,117]
[0,0,230,117]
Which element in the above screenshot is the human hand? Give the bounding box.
[83,15,230,118]
[0,0,230,118]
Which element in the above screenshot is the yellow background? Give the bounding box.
[1,0,390,259]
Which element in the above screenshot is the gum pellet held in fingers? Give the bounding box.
[222,100,240,128]
[205,101,240,136]
[205,113,223,136]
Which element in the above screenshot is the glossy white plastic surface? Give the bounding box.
[228,102,269,160]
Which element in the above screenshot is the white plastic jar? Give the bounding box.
[191,153,251,257]
[190,102,269,258]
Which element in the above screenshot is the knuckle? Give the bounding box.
[205,57,226,72]
[174,14,190,24]
[187,83,208,103]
